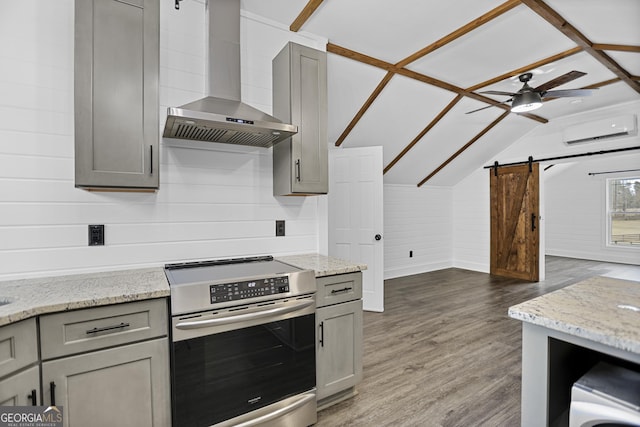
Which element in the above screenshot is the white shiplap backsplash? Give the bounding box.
[0,0,328,280]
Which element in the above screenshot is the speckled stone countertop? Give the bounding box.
[0,268,169,327]
[277,253,367,277]
[509,276,640,354]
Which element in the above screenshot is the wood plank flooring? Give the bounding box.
[316,256,640,427]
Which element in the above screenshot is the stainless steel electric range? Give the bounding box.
[165,256,317,427]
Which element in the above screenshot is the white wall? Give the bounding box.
[452,169,490,272]
[545,153,640,265]
[0,0,327,280]
[384,184,453,279]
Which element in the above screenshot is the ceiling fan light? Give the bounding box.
[511,92,542,113]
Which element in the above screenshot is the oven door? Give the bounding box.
[171,296,316,427]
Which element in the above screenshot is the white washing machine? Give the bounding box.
[570,361,640,427]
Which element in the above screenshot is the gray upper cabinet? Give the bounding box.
[273,42,328,196]
[75,0,159,190]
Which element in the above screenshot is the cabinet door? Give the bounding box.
[0,318,38,378]
[316,300,363,400]
[273,42,327,196]
[290,43,327,194]
[75,0,159,190]
[42,338,170,427]
[0,366,40,406]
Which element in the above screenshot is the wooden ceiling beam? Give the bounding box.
[384,95,464,174]
[327,43,548,123]
[592,44,640,53]
[290,0,324,32]
[335,72,394,147]
[520,0,640,94]
[417,111,510,187]
[395,0,521,68]
[465,46,583,92]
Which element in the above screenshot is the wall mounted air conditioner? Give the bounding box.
[562,114,638,145]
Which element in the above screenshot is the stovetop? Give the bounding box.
[164,256,316,315]
[165,256,302,287]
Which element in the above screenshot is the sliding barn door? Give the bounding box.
[490,163,539,281]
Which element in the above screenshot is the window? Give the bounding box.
[607,177,640,246]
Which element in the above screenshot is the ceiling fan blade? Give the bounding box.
[542,88,598,98]
[534,70,586,93]
[479,90,517,96]
[465,99,512,114]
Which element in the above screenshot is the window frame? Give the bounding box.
[605,177,640,249]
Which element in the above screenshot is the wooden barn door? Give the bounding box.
[490,163,539,281]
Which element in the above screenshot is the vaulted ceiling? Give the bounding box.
[242,0,640,186]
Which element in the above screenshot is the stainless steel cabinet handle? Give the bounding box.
[295,159,301,182]
[232,393,316,427]
[330,287,352,294]
[176,300,313,330]
[86,322,130,335]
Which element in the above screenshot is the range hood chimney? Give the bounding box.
[163,0,297,147]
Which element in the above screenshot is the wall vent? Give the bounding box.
[562,114,637,145]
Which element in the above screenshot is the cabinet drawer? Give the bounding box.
[0,318,38,378]
[40,299,167,360]
[316,272,362,308]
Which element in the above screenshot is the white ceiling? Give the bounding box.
[242,0,640,186]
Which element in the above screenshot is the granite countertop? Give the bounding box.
[277,253,367,277]
[509,276,640,354]
[0,268,170,327]
[0,253,365,328]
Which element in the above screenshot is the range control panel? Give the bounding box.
[210,276,290,304]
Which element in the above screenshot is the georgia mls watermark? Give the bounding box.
[0,406,63,427]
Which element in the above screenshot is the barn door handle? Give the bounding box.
[531,214,536,232]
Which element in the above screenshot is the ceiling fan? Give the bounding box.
[466,70,597,114]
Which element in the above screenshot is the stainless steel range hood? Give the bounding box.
[163,0,297,147]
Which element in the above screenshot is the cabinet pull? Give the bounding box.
[149,145,153,175]
[319,321,324,347]
[86,322,130,335]
[295,159,301,182]
[28,389,37,406]
[330,287,352,294]
[50,382,56,406]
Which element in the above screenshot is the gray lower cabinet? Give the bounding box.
[0,366,40,406]
[39,299,170,427]
[74,0,159,190]
[41,338,169,427]
[315,272,363,407]
[0,318,39,406]
[273,42,328,196]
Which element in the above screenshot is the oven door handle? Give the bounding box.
[175,299,314,330]
[231,392,316,427]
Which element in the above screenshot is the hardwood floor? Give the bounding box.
[316,256,640,427]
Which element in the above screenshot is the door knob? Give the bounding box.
[375,234,382,241]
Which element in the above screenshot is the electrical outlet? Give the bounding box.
[409,250,413,258]
[89,224,104,246]
[275,220,285,236]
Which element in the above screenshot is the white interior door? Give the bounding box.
[328,146,384,312]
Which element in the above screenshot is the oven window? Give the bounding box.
[172,313,315,426]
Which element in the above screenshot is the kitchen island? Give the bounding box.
[509,276,640,426]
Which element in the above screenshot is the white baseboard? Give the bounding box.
[384,261,452,280]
